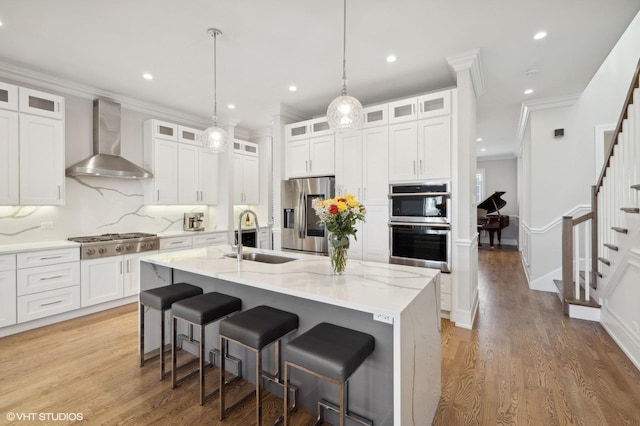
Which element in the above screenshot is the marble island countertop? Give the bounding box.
[141,245,440,318]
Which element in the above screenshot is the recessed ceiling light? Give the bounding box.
[476,137,482,142]
[533,31,547,40]
[481,148,487,152]
[142,73,153,80]
[289,85,297,92]
[524,89,534,95]
[227,104,236,109]
[386,55,397,63]
[0,21,3,27]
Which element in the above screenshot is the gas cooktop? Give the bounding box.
[68,233,159,259]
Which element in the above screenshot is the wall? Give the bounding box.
[0,82,232,245]
[477,157,518,245]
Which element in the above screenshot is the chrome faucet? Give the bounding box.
[235,209,260,261]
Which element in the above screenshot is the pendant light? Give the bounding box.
[200,28,228,152]
[326,0,364,132]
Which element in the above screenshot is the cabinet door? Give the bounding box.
[285,122,310,141]
[362,126,389,204]
[308,135,335,176]
[80,257,124,307]
[233,154,244,204]
[177,125,200,145]
[285,139,310,178]
[388,122,418,183]
[178,143,200,204]
[123,251,156,297]
[337,131,363,198]
[418,116,451,180]
[0,270,16,328]
[347,221,364,260]
[417,90,451,119]
[362,104,388,128]
[0,109,19,205]
[0,82,18,111]
[19,115,64,205]
[199,149,219,204]
[150,120,178,141]
[18,87,64,119]
[242,155,260,205]
[388,97,417,124]
[153,139,178,204]
[362,204,389,262]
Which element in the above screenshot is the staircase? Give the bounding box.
[559,58,640,320]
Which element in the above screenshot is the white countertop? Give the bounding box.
[0,240,80,255]
[141,245,439,317]
[157,229,227,237]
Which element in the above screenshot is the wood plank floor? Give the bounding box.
[1,246,640,425]
[434,245,640,425]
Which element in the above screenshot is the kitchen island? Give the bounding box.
[140,245,441,425]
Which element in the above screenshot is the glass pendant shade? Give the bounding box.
[327,93,364,132]
[200,123,228,152]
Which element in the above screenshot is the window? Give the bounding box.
[476,168,485,204]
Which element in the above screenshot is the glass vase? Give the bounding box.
[329,233,349,275]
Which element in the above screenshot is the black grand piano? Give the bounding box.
[477,191,509,248]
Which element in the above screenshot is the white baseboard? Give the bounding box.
[454,290,479,330]
[528,267,561,293]
[568,304,601,322]
[601,306,640,372]
[478,237,518,247]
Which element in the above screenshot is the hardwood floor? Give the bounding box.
[1,246,639,425]
[434,245,640,425]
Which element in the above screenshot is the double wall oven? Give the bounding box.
[388,182,451,272]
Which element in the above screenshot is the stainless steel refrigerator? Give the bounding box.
[281,177,335,255]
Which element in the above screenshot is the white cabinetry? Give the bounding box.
[233,140,259,205]
[0,83,65,206]
[16,247,80,322]
[258,227,269,249]
[285,118,335,179]
[0,109,19,204]
[123,251,157,297]
[440,273,451,311]
[159,235,193,252]
[81,257,124,307]
[418,91,451,119]
[0,254,16,328]
[388,122,419,182]
[192,232,227,248]
[145,120,218,205]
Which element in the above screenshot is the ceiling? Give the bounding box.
[1,0,639,158]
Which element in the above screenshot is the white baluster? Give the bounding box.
[634,89,640,199]
[574,224,580,300]
[584,219,590,300]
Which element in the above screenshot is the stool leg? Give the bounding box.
[256,348,262,426]
[283,362,290,426]
[160,309,166,380]
[139,303,145,367]
[219,335,226,420]
[339,381,346,426]
[171,315,178,388]
[199,323,205,406]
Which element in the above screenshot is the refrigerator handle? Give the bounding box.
[302,192,308,238]
[298,191,305,239]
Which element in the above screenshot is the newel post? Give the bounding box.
[561,216,574,315]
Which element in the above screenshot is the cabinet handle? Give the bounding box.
[413,160,416,175]
[419,160,423,174]
[157,190,160,201]
[58,185,61,200]
[41,300,63,307]
[40,275,63,281]
[309,160,312,171]
[126,259,130,274]
[364,188,367,201]
[40,256,63,260]
[358,188,361,199]
[120,261,123,274]
[419,102,423,113]
[305,160,309,172]
[412,104,415,115]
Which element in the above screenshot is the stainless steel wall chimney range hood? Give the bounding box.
[65,99,153,179]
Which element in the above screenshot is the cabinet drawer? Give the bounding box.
[17,248,79,268]
[0,254,16,272]
[0,81,18,111]
[418,90,451,119]
[17,285,80,323]
[440,292,452,311]
[18,87,64,119]
[159,236,193,251]
[192,233,226,247]
[17,262,80,296]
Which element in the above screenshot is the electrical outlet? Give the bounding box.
[632,320,639,334]
[373,312,394,324]
[40,222,54,229]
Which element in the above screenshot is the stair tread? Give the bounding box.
[621,207,640,213]
[598,257,611,266]
[612,226,629,233]
[603,243,619,251]
[565,297,601,309]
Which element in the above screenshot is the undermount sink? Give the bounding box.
[224,252,297,264]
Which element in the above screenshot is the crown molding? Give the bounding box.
[477,153,517,162]
[446,48,485,98]
[516,93,581,152]
[0,60,243,130]
[250,127,273,139]
[268,103,308,123]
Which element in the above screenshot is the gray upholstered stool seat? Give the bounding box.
[171,292,242,405]
[138,283,203,380]
[219,305,299,425]
[283,323,375,426]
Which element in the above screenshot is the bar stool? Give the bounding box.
[283,323,375,426]
[171,291,242,405]
[219,305,299,425]
[139,283,203,380]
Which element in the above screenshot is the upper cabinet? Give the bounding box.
[418,91,451,119]
[285,117,335,179]
[144,119,218,205]
[233,140,259,205]
[0,83,65,206]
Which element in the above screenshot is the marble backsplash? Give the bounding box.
[0,176,217,245]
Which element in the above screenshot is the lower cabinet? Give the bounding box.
[0,268,17,328]
[347,205,389,263]
[81,257,124,307]
[441,273,451,311]
[17,286,80,323]
[123,252,157,297]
